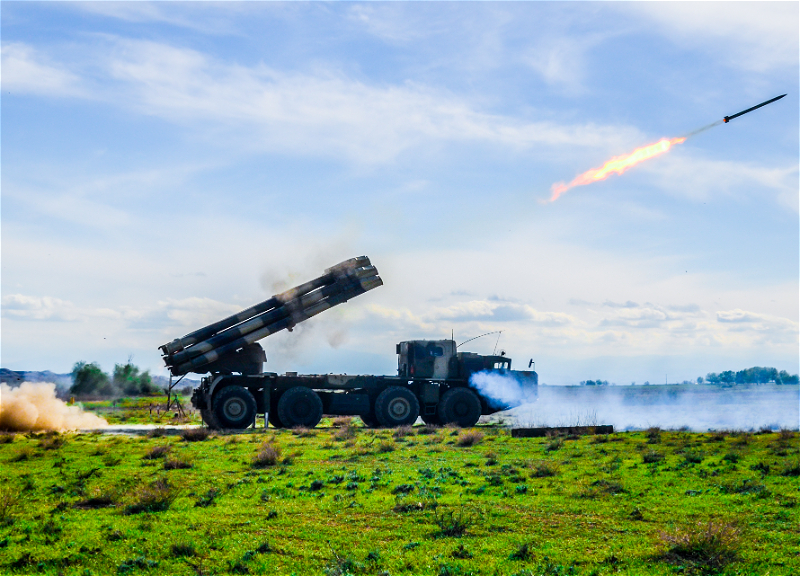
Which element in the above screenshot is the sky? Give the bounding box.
[1,1,798,385]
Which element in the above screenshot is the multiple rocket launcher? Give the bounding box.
[160,257,383,376]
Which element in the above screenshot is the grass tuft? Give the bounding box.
[170,542,196,557]
[124,479,178,515]
[659,521,740,573]
[252,442,281,467]
[143,444,172,460]
[181,428,211,442]
[529,461,558,477]
[456,430,484,447]
[164,456,193,470]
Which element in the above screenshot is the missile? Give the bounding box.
[723,94,786,123]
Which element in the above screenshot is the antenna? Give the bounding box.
[492,332,502,355]
[458,330,502,349]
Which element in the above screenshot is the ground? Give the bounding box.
[0,415,798,576]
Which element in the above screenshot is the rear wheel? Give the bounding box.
[359,411,379,428]
[267,410,284,429]
[200,408,221,430]
[438,387,481,427]
[277,387,323,428]
[375,386,420,427]
[213,386,257,430]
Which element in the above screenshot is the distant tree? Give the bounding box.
[705,372,720,384]
[696,376,704,385]
[719,371,735,384]
[113,362,159,396]
[778,370,799,385]
[70,362,113,396]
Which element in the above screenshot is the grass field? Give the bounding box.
[1,421,798,576]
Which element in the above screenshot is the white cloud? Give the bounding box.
[100,38,641,163]
[717,308,798,334]
[643,150,799,210]
[0,42,83,96]
[623,2,798,72]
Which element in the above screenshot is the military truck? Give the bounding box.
[159,257,537,430]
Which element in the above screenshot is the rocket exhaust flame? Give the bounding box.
[550,94,786,202]
[550,137,686,201]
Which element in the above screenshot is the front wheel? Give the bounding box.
[374,386,420,427]
[213,386,257,430]
[438,387,481,427]
[277,387,323,428]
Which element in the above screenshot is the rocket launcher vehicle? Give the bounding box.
[159,257,382,376]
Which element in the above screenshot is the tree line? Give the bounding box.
[703,366,798,385]
[70,361,159,397]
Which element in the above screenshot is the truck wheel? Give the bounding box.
[360,412,379,428]
[213,386,257,430]
[267,411,284,428]
[277,387,323,429]
[438,387,481,427]
[374,386,419,427]
[200,408,221,430]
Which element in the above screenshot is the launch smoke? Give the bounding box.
[0,382,107,432]
[471,373,799,431]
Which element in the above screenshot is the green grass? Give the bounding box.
[0,426,798,575]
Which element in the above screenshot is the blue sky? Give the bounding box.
[2,1,798,384]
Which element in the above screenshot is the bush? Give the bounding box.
[0,434,15,444]
[780,462,800,477]
[433,505,475,537]
[660,521,740,573]
[456,430,484,447]
[252,442,281,467]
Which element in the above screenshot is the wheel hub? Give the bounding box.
[223,398,245,420]
[388,398,411,419]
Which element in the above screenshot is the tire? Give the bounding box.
[438,387,481,428]
[277,387,323,429]
[359,411,379,428]
[374,386,420,427]
[200,408,221,430]
[213,385,257,430]
[420,412,441,426]
[267,410,284,429]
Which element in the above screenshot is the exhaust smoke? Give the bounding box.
[473,373,799,431]
[0,382,107,432]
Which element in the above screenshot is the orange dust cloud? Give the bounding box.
[0,382,107,432]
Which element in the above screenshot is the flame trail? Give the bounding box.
[550,136,686,201]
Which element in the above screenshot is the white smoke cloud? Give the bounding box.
[473,372,799,431]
